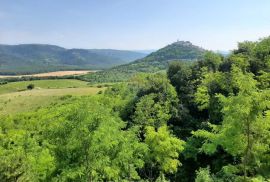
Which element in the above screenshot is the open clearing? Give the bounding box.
[0,79,92,94]
[0,79,105,115]
[0,70,95,78]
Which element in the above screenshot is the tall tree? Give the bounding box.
[193,67,270,180]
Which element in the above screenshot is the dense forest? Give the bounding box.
[0,37,270,181]
[80,41,205,83]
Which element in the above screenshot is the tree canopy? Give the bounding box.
[1,37,270,181]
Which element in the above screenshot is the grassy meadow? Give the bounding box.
[0,79,104,115]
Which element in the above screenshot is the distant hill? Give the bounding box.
[134,49,157,54]
[0,44,147,75]
[81,41,206,82]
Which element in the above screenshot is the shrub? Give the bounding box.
[27,84,35,90]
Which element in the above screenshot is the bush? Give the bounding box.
[27,84,35,90]
[0,81,8,85]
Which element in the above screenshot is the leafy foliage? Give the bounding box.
[167,36,270,181]
[145,126,185,174]
[195,167,214,182]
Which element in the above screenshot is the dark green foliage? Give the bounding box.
[0,81,7,85]
[27,83,35,90]
[167,37,270,181]
[0,44,146,74]
[131,74,179,129]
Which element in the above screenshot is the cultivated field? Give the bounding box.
[0,70,95,78]
[0,79,105,115]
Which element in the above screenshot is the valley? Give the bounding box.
[0,1,270,180]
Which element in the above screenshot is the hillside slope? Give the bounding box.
[81,41,206,82]
[0,44,146,74]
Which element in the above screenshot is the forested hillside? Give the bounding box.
[80,41,205,82]
[0,44,146,74]
[1,37,269,181]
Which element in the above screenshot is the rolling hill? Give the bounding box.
[0,44,147,74]
[80,41,206,82]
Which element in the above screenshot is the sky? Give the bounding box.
[0,0,270,51]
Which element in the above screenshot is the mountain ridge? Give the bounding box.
[0,44,147,75]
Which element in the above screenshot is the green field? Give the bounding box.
[0,79,92,94]
[0,79,104,115]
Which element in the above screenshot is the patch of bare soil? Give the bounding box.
[0,70,96,78]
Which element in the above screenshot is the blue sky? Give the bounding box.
[0,0,270,51]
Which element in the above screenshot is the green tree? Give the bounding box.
[202,51,223,72]
[167,61,193,108]
[193,68,270,180]
[0,116,55,181]
[131,73,179,129]
[133,93,171,129]
[144,126,185,180]
[195,167,213,182]
[42,97,147,181]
